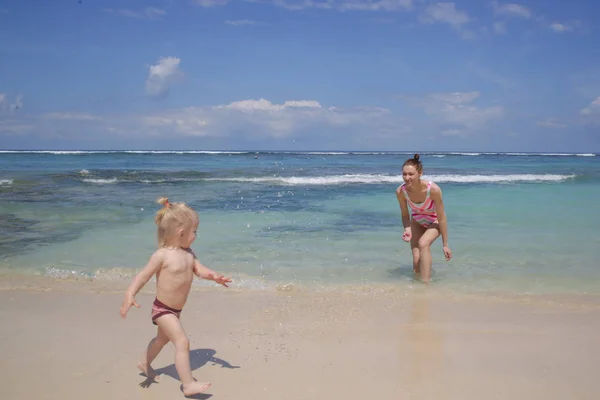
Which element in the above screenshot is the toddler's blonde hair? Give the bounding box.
[154,197,198,248]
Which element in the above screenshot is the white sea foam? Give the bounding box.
[538,153,596,157]
[428,174,576,183]
[0,150,250,155]
[491,152,595,157]
[0,179,13,185]
[140,179,167,183]
[0,150,90,154]
[207,173,576,185]
[305,152,350,155]
[433,152,595,157]
[82,178,117,184]
[123,150,249,154]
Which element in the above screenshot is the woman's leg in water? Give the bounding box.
[410,218,426,276]
[415,222,441,283]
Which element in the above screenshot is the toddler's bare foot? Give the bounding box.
[182,381,211,396]
[137,361,160,382]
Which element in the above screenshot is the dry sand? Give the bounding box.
[1,275,599,400]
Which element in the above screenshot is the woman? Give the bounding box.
[396,154,452,282]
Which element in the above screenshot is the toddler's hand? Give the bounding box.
[401,228,412,242]
[120,294,140,318]
[212,273,232,287]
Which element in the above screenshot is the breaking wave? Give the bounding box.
[206,173,577,185]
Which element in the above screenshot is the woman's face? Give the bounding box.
[402,165,421,186]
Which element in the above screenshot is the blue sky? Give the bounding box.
[1,0,599,151]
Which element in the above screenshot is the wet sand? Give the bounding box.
[1,275,599,400]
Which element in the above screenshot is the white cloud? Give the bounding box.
[550,23,569,32]
[536,119,567,129]
[407,91,503,134]
[225,19,258,26]
[441,128,463,136]
[0,94,28,137]
[493,21,507,34]
[419,2,473,39]
[0,93,23,114]
[491,2,532,19]
[140,113,210,136]
[1,97,402,143]
[145,57,183,99]
[421,3,470,27]
[489,2,584,35]
[0,119,34,135]
[104,7,167,20]
[0,111,104,136]
[336,0,413,11]
[535,15,586,33]
[12,95,23,112]
[569,70,600,100]
[580,97,600,117]
[244,0,412,12]
[42,113,103,121]
[428,92,480,105]
[436,103,502,127]
[549,21,581,33]
[218,98,322,112]
[2,93,516,146]
[136,98,390,138]
[466,63,516,89]
[192,0,230,7]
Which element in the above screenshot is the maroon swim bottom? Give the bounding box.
[151,298,182,325]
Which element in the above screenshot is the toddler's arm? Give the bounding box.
[120,249,164,318]
[192,254,232,287]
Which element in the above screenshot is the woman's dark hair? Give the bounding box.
[402,153,423,173]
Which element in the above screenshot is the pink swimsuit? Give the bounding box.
[401,181,439,228]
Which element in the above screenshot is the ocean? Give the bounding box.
[1,150,599,296]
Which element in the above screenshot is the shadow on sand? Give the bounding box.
[139,348,240,398]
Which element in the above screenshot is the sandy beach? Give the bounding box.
[1,275,599,400]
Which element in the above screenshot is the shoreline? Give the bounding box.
[2,271,600,311]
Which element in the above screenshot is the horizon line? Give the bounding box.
[0,149,598,154]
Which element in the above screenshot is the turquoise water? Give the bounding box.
[1,150,599,295]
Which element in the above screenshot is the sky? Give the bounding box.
[1,0,599,152]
